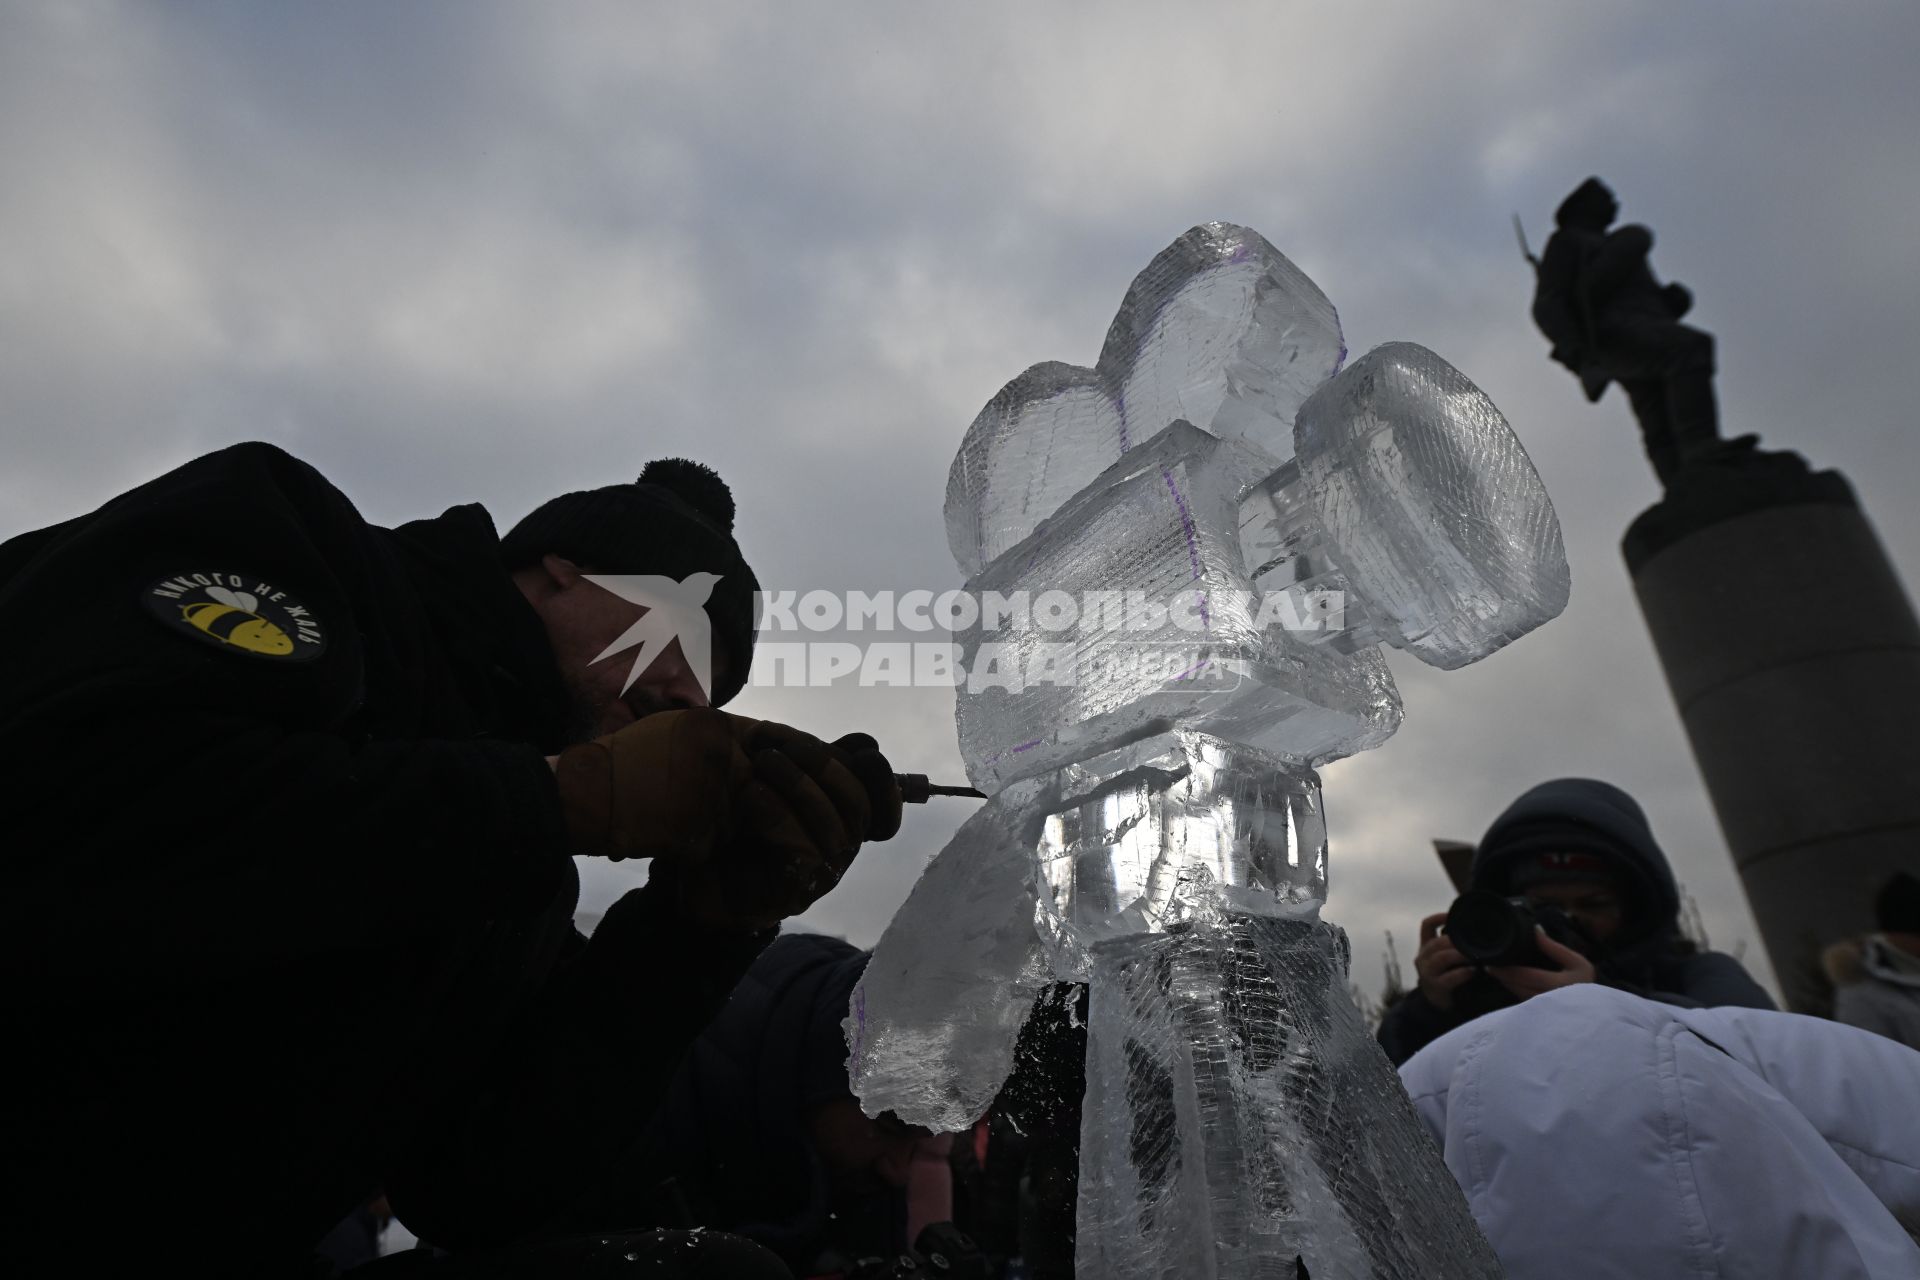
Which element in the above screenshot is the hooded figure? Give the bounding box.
[1377,778,1774,1066]
[1822,872,1920,1050]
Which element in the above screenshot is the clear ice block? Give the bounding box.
[1076,910,1503,1279]
[944,362,1129,582]
[954,420,1400,794]
[845,773,1053,1132]
[1030,733,1327,980]
[946,224,1344,576]
[1099,222,1346,460]
[848,735,1329,1130]
[1292,343,1571,669]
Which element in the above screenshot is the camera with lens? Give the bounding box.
[845,1222,992,1280]
[1444,890,1586,968]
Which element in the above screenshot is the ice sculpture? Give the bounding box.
[851,223,1567,1277]
[946,223,1345,577]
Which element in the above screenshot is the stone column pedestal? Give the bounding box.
[1624,447,1920,1011]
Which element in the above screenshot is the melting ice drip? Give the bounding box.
[849,224,1568,1278]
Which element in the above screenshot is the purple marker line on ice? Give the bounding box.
[1161,466,1203,581]
[1158,466,1213,630]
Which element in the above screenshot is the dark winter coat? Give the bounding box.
[1377,778,1774,1067]
[619,932,895,1270]
[0,443,767,1273]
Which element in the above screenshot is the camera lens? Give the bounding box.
[1446,890,1527,965]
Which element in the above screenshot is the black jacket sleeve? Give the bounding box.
[1,443,573,999]
[1672,950,1777,1011]
[384,878,774,1246]
[1375,988,1465,1069]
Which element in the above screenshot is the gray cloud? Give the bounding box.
[7,1,1918,999]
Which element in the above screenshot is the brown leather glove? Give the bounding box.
[559,711,907,931]
[665,720,903,931]
[552,707,753,862]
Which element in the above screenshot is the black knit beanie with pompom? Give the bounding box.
[500,459,760,706]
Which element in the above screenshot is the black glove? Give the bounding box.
[831,731,904,842]
[666,719,875,931]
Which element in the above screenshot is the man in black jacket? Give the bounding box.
[0,443,901,1275]
[1376,778,1773,1067]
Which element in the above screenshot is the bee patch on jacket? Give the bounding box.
[143,571,327,661]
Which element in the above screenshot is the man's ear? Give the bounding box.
[541,553,586,589]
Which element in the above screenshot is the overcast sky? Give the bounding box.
[7,2,1918,997]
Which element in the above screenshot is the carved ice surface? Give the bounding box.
[954,421,1399,794]
[947,224,1344,577]
[1077,912,1503,1279]
[859,222,1564,1278]
[1102,223,1346,463]
[848,733,1327,1131]
[1294,343,1570,669]
[846,774,1053,1132]
[945,362,1129,585]
[1030,734,1327,978]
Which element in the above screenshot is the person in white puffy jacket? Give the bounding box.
[1399,983,1920,1279]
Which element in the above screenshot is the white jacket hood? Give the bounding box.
[1399,984,1920,1279]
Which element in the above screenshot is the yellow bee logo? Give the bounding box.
[179,586,295,656]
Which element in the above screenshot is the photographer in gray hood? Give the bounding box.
[1377,778,1775,1067]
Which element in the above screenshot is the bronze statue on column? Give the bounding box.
[1529,177,1729,485]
